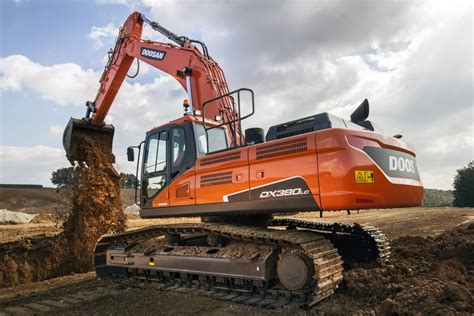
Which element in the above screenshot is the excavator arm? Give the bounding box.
[63,12,238,162]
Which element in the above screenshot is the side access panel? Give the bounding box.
[223,134,321,212]
[195,147,250,204]
[166,167,196,206]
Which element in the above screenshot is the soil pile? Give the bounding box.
[326,222,474,315]
[62,133,126,272]
[0,133,126,287]
[0,235,61,287]
[0,188,70,212]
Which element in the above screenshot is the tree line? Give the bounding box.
[51,167,136,189]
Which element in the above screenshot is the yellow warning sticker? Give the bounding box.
[355,170,375,183]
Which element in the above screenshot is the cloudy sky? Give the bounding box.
[0,0,472,189]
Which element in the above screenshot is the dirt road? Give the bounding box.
[2,207,471,243]
[1,207,473,315]
[292,207,474,238]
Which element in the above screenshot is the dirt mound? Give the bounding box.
[0,133,125,287]
[0,188,70,213]
[329,223,474,314]
[0,209,38,224]
[30,212,56,224]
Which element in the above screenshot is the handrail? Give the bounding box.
[201,88,255,154]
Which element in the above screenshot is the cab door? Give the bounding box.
[141,129,170,208]
[167,124,196,206]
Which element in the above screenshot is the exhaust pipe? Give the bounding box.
[350,99,369,123]
[63,118,115,163]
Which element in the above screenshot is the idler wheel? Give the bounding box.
[165,233,181,245]
[277,250,314,291]
[206,234,221,247]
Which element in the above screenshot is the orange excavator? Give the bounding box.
[63,12,423,308]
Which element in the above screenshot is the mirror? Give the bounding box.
[127,147,135,162]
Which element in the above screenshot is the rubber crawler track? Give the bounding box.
[93,220,389,308]
[94,223,344,308]
[269,219,391,262]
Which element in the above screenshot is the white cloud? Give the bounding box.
[107,75,187,149]
[0,145,70,186]
[0,55,99,106]
[0,52,186,138]
[95,0,141,7]
[1,1,472,190]
[87,19,175,51]
[88,23,117,49]
[425,128,473,155]
[0,74,186,185]
[49,125,63,136]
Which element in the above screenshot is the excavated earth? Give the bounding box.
[0,207,472,315]
[0,134,125,288]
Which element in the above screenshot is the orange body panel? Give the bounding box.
[152,187,170,208]
[147,126,422,216]
[167,168,196,206]
[316,128,423,210]
[248,135,322,208]
[195,147,250,204]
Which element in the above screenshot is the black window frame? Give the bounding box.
[142,129,168,204]
[141,123,197,208]
[170,126,187,174]
[193,123,229,156]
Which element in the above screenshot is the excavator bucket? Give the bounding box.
[63,118,115,163]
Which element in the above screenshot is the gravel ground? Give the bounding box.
[0,207,473,315]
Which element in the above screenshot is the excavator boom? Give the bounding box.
[64,12,238,162]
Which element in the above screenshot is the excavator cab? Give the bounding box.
[63,118,115,163]
[130,119,232,209]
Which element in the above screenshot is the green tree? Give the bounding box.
[120,173,137,189]
[51,167,74,188]
[453,161,474,207]
[423,188,453,207]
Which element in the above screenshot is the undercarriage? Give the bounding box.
[94,218,390,308]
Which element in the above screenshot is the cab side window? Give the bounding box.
[194,124,228,156]
[144,134,158,174]
[145,174,166,198]
[144,132,167,174]
[171,127,186,178]
[144,131,167,199]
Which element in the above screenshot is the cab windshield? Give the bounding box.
[194,123,228,156]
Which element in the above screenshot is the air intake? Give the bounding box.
[266,112,346,141]
[256,137,307,160]
[200,151,241,166]
[200,171,233,187]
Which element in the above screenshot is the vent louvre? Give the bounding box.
[200,171,233,187]
[266,112,338,141]
[256,137,308,160]
[175,183,190,198]
[276,127,314,139]
[276,116,315,133]
[200,152,241,166]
